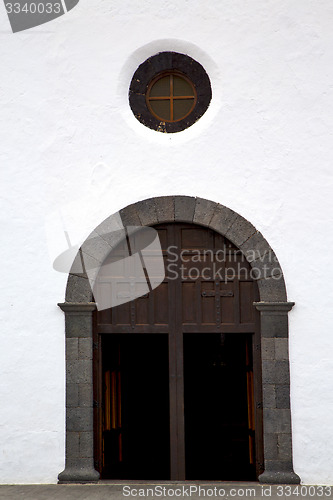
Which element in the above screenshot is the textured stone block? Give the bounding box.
[263,409,291,434]
[264,459,294,472]
[94,213,126,250]
[66,338,78,360]
[78,384,93,407]
[261,338,275,360]
[264,433,278,460]
[278,433,293,460]
[262,360,290,384]
[240,231,272,262]
[225,214,257,247]
[275,339,289,360]
[80,432,94,458]
[65,275,93,303]
[95,212,123,236]
[81,231,113,263]
[65,314,93,338]
[99,231,127,252]
[275,361,290,384]
[67,360,92,384]
[249,252,283,280]
[66,384,79,408]
[79,338,92,360]
[263,384,276,408]
[261,313,288,338]
[120,204,141,227]
[174,196,196,222]
[65,457,97,471]
[70,251,100,278]
[67,408,93,432]
[262,360,276,384]
[276,385,291,409]
[209,204,238,236]
[193,198,217,226]
[155,196,175,223]
[257,276,287,302]
[135,198,158,226]
[66,432,80,459]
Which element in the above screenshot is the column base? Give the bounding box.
[58,466,100,483]
[259,470,301,484]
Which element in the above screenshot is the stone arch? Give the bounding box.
[58,196,300,484]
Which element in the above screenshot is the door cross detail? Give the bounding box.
[201,284,234,327]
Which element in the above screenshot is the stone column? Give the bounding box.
[58,302,100,483]
[254,302,300,484]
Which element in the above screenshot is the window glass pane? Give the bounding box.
[149,100,171,121]
[173,99,195,121]
[173,76,194,97]
[149,76,170,97]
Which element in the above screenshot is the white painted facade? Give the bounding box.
[0,0,333,485]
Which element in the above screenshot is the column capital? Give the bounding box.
[58,302,97,313]
[254,302,295,313]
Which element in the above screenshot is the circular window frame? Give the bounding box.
[129,52,212,133]
[146,70,197,123]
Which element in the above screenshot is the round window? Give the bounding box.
[129,52,212,133]
[146,72,197,123]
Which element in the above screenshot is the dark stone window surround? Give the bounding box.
[58,195,300,485]
[129,52,212,133]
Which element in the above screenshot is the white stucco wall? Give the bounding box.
[0,0,333,484]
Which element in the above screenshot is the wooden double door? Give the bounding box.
[93,223,263,480]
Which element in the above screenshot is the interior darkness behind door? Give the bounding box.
[183,333,256,481]
[101,334,170,479]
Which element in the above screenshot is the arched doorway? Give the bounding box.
[93,223,262,480]
[58,196,300,484]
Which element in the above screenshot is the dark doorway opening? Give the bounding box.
[101,334,170,479]
[94,223,263,481]
[183,333,256,481]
